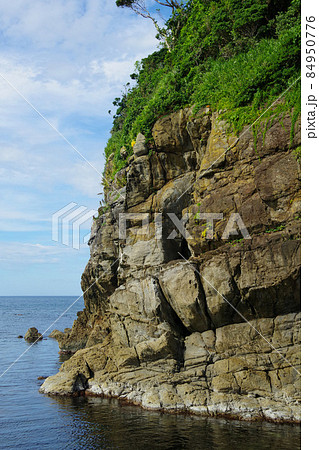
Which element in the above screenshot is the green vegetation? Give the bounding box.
[194,202,202,223]
[265,224,285,233]
[115,1,184,50]
[229,237,245,246]
[106,0,301,175]
[293,145,301,162]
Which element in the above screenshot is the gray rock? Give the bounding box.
[24,327,43,343]
[152,109,193,153]
[40,109,301,423]
[133,133,148,157]
[49,329,64,340]
[159,261,210,332]
[125,156,152,208]
[120,146,128,159]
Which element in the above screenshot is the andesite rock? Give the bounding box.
[40,109,301,423]
[25,327,43,343]
[133,133,148,157]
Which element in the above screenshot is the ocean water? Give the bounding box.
[0,296,301,449]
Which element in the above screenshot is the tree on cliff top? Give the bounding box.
[116,0,185,50]
[116,0,183,9]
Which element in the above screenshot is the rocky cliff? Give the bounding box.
[41,107,301,422]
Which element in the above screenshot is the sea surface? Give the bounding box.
[0,296,301,449]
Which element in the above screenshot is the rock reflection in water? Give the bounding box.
[49,396,301,450]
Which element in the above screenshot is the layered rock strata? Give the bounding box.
[41,108,301,422]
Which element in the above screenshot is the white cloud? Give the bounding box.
[0,0,158,119]
[0,1,115,49]
[0,242,85,266]
[0,1,158,200]
[65,161,103,197]
[0,1,159,292]
[0,146,24,162]
[0,54,137,117]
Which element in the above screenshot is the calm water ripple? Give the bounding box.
[0,297,301,449]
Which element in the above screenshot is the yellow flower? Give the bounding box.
[131,140,136,147]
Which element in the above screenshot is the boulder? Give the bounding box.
[125,156,152,208]
[49,329,65,340]
[198,113,237,176]
[24,327,43,343]
[152,109,193,153]
[159,261,210,332]
[133,133,148,157]
[120,146,128,159]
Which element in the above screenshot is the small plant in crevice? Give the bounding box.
[194,203,201,224]
[265,224,285,234]
[228,237,245,246]
[293,145,301,162]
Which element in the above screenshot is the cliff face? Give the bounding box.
[41,108,301,422]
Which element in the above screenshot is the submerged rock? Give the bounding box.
[24,327,43,343]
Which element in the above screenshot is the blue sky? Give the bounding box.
[0,0,159,295]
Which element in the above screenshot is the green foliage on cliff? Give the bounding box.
[105,0,300,175]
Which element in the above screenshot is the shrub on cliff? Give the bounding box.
[105,0,300,175]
